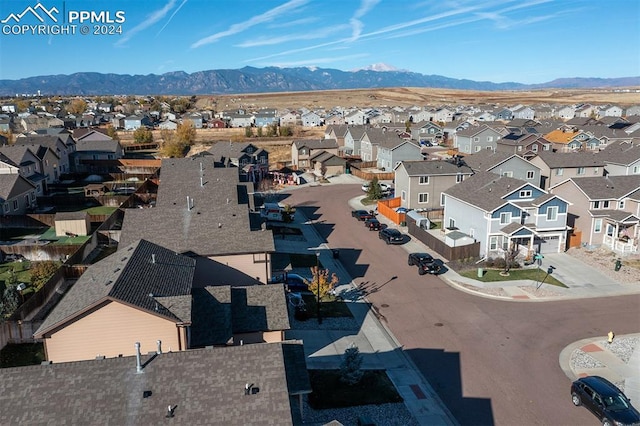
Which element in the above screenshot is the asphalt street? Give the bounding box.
[279,183,640,426]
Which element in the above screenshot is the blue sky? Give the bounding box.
[0,0,638,84]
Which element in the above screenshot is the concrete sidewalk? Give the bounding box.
[276,207,456,426]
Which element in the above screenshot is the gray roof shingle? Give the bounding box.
[444,171,528,212]
[570,175,640,199]
[399,160,473,176]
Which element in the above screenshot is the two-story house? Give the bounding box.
[495,133,551,159]
[15,134,74,176]
[0,144,48,195]
[443,171,569,258]
[530,151,605,190]
[72,131,124,173]
[343,126,367,157]
[291,139,338,170]
[599,140,640,176]
[550,175,640,254]
[394,159,473,211]
[462,150,541,185]
[453,124,505,154]
[0,174,37,215]
[411,122,443,145]
[207,142,269,181]
[301,111,322,127]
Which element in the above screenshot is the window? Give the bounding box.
[456,173,464,183]
[419,176,429,185]
[502,171,513,177]
[487,136,494,142]
[518,146,522,151]
[475,146,481,152]
[401,190,406,201]
[2,204,8,213]
[489,236,498,251]
[532,144,538,152]
[594,219,602,233]
[555,168,564,176]
[603,200,610,208]
[619,200,625,209]
[526,170,535,179]
[418,193,429,203]
[500,212,511,225]
[633,165,640,174]
[449,218,456,228]
[520,190,532,198]
[594,167,599,175]
[546,206,558,221]
[474,137,479,142]
[577,167,585,175]
[30,193,35,201]
[440,193,446,206]
[13,200,18,210]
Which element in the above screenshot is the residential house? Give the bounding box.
[228,113,254,128]
[207,142,269,181]
[119,163,276,284]
[324,113,346,126]
[5,143,59,188]
[530,151,605,190]
[495,108,514,121]
[0,174,37,215]
[0,144,48,195]
[598,105,624,118]
[625,106,640,117]
[443,171,569,258]
[599,140,640,176]
[279,111,299,126]
[309,150,348,177]
[344,110,366,125]
[183,112,203,129]
[207,118,226,128]
[123,115,151,130]
[432,108,455,123]
[453,124,505,154]
[342,126,366,157]
[72,132,124,173]
[0,341,310,425]
[291,139,338,170]
[556,106,576,120]
[550,175,640,254]
[14,134,74,175]
[512,106,536,120]
[394,159,473,211]
[254,111,278,127]
[411,122,443,145]
[496,133,551,159]
[301,111,322,127]
[324,124,349,149]
[158,119,178,130]
[364,129,421,170]
[462,150,541,185]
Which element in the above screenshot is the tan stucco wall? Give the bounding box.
[44,301,182,363]
[233,330,283,345]
[210,253,270,284]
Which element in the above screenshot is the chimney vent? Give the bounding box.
[156,340,162,355]
[135,342,142,373]
[152,254,156,264]
[218,222,222,228]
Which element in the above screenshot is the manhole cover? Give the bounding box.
[434,322,444,327]
[381,304,389,308]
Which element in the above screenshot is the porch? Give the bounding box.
[600,212,639,256]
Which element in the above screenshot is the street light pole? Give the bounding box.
[316,252,322,324]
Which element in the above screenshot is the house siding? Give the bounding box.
[406,174,461,210]
[43,300,182,363]
[535,198,568,229]
[444,196,489,254]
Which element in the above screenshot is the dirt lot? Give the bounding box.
[203,87,640,111]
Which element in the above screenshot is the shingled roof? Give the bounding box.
[398,159,473,176]
[0,341,310,425]
[568,175,640,200]
[534,150,605,168]
[119,159,275,256]
[35,239,196,338]
[444,171,529,212]
[599,140,640,166]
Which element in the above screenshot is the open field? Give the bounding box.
[202,87,640,111]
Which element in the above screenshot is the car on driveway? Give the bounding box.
[364,218,382,231]
[352,210,374,221]
[408,252,441,275]
[268,272,310,293]
[571,376,640,426]
[378,228,404,244]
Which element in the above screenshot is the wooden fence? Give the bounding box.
[408,221,480,261]
[376,197,406,225]
[349,161,395,181]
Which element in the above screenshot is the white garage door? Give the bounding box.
[536,235,560,254]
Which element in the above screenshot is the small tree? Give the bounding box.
[0,286,20,320]
[245,125,254,138]
[339,343,364,385]
[256,126,263,137]
[366,176,383,200]
[105,125,120,141]
[30,261,60,291]
[67,99,87,115]
[133,127,153,144]
[307,266,339,301]
[176,120,196,145]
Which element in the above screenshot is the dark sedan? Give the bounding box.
[364,218,382,230]
[378,228,404,244]
[571,376,640,426]
[352,210,374,221]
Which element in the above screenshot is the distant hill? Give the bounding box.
[0,66,638,96]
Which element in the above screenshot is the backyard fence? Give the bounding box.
[408,221,480,261]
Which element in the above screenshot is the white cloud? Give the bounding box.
[237,24,349,48]
[157,0,188,36]
[115,0,178,47]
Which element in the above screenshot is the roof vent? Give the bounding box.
[135,342,143,373]
[218,222,222,228]
[151,254,156,264]
[143,390,152,399]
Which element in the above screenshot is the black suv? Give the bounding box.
[571,376,640,426]
[352,210,374,221]
[364,218,382,230]
[378,228,404,244]
[408,253,441,275]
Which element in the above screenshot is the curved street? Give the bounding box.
[280,183,640,426]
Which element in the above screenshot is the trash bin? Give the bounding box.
[615,259,622,271]
[400,221,407,227]
[477,268,484,278]
[332,249,340,259]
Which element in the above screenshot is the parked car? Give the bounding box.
[352,210,374,221]
[571,376,640,426]
[408,253,441,275]
[364,218,382,231]
[378,228,404,244]
[362,182,392,192]
[268,273,310,293]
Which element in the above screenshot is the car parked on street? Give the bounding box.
[352,210,374,221]
[408,252,441,275]
[268,272,311,293]
[364,218,382,231]
[378,228,404,244]
[571,376,640,426]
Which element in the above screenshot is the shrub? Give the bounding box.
[493,258,507,268]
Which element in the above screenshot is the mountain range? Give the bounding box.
[1,66,638,96]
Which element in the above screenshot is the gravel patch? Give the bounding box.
[571,350,605,369]
[518,285,565,298]
[302,399,419,426]
[566,247,640,284]
[598,337,639,364]
[459,282,509,297]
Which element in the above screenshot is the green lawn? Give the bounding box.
[0,261,32,285]
[84,206,118,215]
[460,268,567,287]
[308,369,402,409]
[302,294,353,318]
[0,343,45,368]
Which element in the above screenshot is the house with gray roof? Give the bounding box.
[72,131,124,173]
[550,175,640,254]
[443,171,569,259]
[364,128,421,171]
[0,341,310,425]
[599,139,640,176]
[291,139,338,170]
[119,161,275,284]
[394,159,473,211]
[0,174,37,215]
[495,133,551,159]
[0,144,49,195]
[207,142,269,182]
[530,151,606,190]
[462,150,541,186]
[34,238,290,363]
[453,124,506,154]
[343,125,367,156]
[308,150,348,177]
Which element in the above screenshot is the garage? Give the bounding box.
[534,235,561,254]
